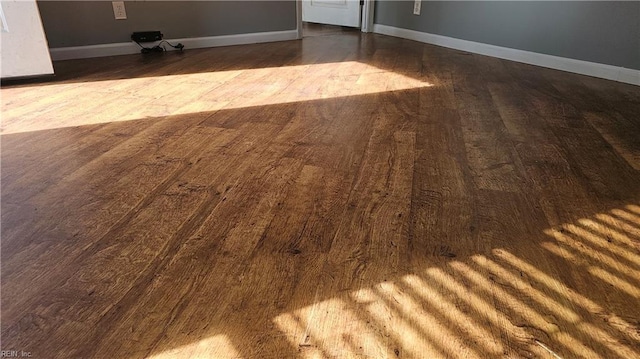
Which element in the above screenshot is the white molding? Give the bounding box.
[49,29,299,61]
[373,24,640,86]
[296,0,303,39]
[361,0,375,33]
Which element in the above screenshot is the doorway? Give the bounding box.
[297,0,374,38]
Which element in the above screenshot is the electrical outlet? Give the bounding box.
[413,0,421,15]
[112,1,127,20]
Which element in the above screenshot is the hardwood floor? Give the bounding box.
[1,32,640,358]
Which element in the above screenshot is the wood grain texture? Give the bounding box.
[2,30,640,358]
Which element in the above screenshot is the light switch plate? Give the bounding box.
[413,0,421,15]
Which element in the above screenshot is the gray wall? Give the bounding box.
[374,1,640,70]
[38,1,297,48]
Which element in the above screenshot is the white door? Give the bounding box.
[0,0,53,79]
[302,0,361,28]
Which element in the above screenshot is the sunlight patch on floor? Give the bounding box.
[146,334,240,359]
[0,62,432,134]
[267,204,640,359]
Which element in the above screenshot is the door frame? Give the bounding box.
[296,0,375,39]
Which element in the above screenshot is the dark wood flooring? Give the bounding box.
[2,32,640,358]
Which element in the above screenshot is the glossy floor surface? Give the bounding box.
[2,32,640,358]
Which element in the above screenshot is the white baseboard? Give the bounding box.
[373,24,640,86]
[49,29,299,61]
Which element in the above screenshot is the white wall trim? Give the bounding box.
[49,29,299,61]
[296,0,303,39]
[373,24,640,86]
[361,0,375,33]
